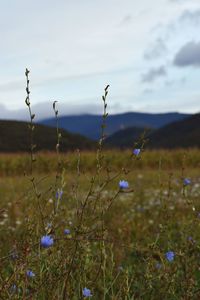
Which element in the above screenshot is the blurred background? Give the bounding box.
[0,0,199,151]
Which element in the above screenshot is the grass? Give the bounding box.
[0,149,200,299]
[0,148,199,176]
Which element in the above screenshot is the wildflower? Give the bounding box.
[47,222,52,229]
[83,287,92,298]
[187,236,196,243]
[183,178,191,186]
[133,148,141,156]
[40,235,54,248]
[64,229,70,235]
[119,180,129,189]
[16,220,22,225]
[56,189,63,199]
[165,251,175,262]
[10,284,17,294]
[3,213,8,218]
[11,252,18,260]
[118,265,124,272]
[155,262,162,269]
[26,270,35,278]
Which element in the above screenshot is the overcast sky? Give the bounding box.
[0,0,200,120]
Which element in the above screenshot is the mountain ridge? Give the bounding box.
[0,120,95,152]
[40,112,190,140]
[105,113,200,149]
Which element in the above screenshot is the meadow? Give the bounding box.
[0,148,200,299]
[0,74,200,299]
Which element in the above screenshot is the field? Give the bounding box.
[0,149,200,299]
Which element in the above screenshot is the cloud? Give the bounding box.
[119,15,132,26]
[142,66,167,82]
[0,80,24,92]
[169,0,190,3]
[0,99,128,120]
[1,0,200,115]
[144,38,168,60]
[0,101,104,121]
[174,41,200,67]
[143,88,154,94]
[179,9,200,24]
[165,77,186,86]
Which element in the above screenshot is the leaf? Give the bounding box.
[53,101,58,110]
[105,85,110,92]
[25,68,30,76]
[25,97,30,106]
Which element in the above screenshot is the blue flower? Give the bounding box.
[188,236,196,243]
[11,251,18,260]
[133,148,141,156]
[26,270,35,278]
[47,222,52,228]
[40,235,54,248]
[165,251,175,262]
[64,229,70,235]
[10,284,17,294]
[83,287,92,298]
[119,180,129,189]
[56,189,63,199]
[183,178,191,186]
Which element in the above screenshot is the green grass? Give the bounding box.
[0,150,200,299]
[0,148,199,175]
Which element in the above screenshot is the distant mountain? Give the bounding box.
[0,120,95,152]
[105,113,200,149]
[105,127,150,148]
[40,112,190,140]
[149,113,200,149]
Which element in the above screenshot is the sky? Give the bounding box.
[0,0,200,120]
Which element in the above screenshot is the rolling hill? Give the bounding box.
[105,127,150,148]
[149,113,200,149]
[0,120,95,152]
[105,113,200,149]
[40,112,190,140]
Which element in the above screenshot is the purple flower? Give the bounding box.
[10,284,17,294]
[133,148,141,156]
[56,189,63,199]
[64,229,70,235]
[183,178,191,186]
[11,251,18,260]
[165,251,175,262]
[26,270,35,278]
[119,180,129,189]
[188,236,196,243]
[83,287,92,298]
[40,235,54,248]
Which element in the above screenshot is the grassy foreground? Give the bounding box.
[0,149,200,299]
